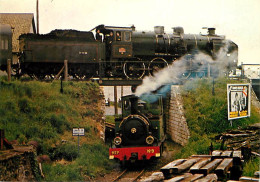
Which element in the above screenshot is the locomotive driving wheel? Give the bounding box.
[148,57,168,76]
[123,59,145,79]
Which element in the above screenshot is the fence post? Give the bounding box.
[64,60,68,81]
[7,59,11,82]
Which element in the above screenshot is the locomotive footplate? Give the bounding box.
[94,78,143,86]
[109,146,160,161]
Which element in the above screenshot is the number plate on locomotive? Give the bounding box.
[112,151,119,155]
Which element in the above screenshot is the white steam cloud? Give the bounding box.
[135,40,238,97]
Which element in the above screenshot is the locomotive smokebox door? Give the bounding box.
[111,31,133,58]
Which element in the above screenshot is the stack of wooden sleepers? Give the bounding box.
[140,150,255,182]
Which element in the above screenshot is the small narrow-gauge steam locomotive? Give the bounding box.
[109,95,166,163]
[0,24,238,79]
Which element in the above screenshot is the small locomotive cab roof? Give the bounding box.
[121,94,163,117]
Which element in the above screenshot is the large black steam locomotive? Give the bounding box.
[109,94,165,163]
[0,24,238,79]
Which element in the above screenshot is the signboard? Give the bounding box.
[227,83,251,120]
[72,128,85,136]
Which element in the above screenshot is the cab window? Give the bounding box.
[116,31,121,41]
[122,99,131,117]
[124,32,131,41]
[0,37,8,50]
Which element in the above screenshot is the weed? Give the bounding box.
[83,110,95,117]
[53,143,79,161]
[105,115,115,124]
[18,134,27,144]
[18,97,32,113]
[243,157,260,177]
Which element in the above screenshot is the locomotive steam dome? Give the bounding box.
[120,115,150,145]
[154,26,164,34]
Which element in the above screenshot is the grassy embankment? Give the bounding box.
[0,76,115,181]
[175,77,260,176]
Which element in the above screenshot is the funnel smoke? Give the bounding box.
[135,40,238,97]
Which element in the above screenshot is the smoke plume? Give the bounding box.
[135,40,238,97]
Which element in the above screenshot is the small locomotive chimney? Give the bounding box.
[129,96,139,115]
[208,28,216,35]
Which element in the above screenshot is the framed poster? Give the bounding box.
[227,83,251,120]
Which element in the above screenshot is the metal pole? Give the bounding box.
[241,62,244,79]
[207,63,210,78]
[7,59,11,82]
[60,79,63,93]
[36,0,39,34]
[212,78,215,96]
[64,60,68,81]
[114,86,118,115]
[121,86,123,97]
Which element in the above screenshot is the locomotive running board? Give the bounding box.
[93,78,143,86]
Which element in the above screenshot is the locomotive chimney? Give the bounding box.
[130,96,139,115]
[154,26,164,34]
[131,25,136,31]
[208,28,216,35]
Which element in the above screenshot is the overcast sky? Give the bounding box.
[1,0,260,64]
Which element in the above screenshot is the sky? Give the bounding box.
[0,0,260,64]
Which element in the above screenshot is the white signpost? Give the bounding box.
[72,128,85,136]
[72,128,85,155]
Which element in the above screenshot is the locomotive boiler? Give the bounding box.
[0,24,238,79]
[109,95,166,163]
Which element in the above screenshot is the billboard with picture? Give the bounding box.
[227,83,251,120]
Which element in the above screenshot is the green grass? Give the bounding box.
[243,157,260,177]
[175,77,260,159]
[105,115,115,124]
[42,143,115,181]
[0,76,115,180]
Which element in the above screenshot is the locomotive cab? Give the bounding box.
[111,30,132,58]
[95,25,133,59]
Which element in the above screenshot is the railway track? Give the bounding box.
[112,168,145,182]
